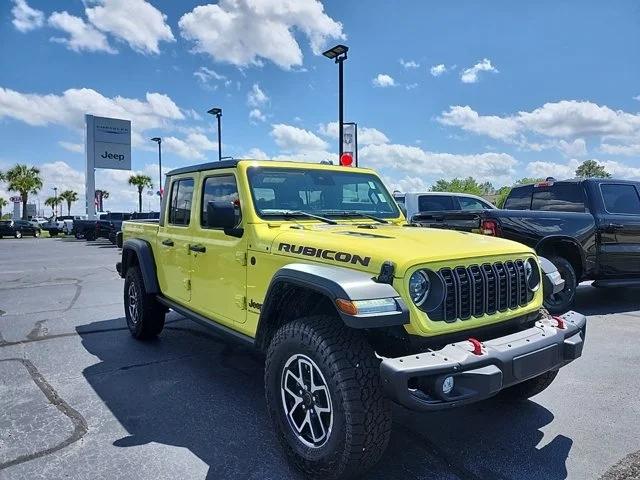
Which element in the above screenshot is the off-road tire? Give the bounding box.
[49,230,58,237]
[14,231,22,239]
[500,369,559,401]
[124,266,165,340]
[265,315,392,480]
[34,230,40,238]
[543,256,577,314]
[85,230,95,241]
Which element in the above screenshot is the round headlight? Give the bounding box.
[409,270,430,305]
[525,258,541,291]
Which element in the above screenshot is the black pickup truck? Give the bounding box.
[413,178,640,313]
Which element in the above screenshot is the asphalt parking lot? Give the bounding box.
[1,237,639,480]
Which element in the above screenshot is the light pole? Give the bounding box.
[151,137,162,204]
[322,44,349,159]
[207,107,223,161]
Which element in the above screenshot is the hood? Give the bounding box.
[267,222,534,276]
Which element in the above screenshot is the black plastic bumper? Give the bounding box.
[380,310,586,411]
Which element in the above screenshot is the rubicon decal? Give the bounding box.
[278,243,371,267]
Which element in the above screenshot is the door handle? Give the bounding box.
[162,239,174,246]
[605,223,624,232]
[189,244,206,253]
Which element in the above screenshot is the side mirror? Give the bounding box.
[206,201,242,237]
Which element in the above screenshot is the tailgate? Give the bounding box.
[411,211,484,232]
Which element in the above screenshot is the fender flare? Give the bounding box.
[257,263,409,336]
[535,235,586,273]
[120,239,160,294]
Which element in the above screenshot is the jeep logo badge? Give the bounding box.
[100,151,125,161]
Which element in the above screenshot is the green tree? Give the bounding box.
[575,159,611,178]
[431,177,494,196]
[0,198,7,218]
[128,174,153,213]
[95,189,109,211]
[44,196,60,217]
[59,190,79,215]
[3,164,43,220]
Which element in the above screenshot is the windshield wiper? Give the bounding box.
[322,210,388,224]
[262,210,337,225]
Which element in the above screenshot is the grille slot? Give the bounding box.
[429,260,532,322]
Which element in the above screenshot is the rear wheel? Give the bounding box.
[124,266,165,339]
[500,370,559,401]
[543,256,577,314]
[34,230,40,238]
[14,231,22,239]
[265,315,392,480]
[49,230,58,237]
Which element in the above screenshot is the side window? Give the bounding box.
[504,185,533,210]
[532,183,585,212]
[201,175,240,228]
[601,184,640,215]
[418,195,455,212]
[458,197,487,210]
[168,178,194,226]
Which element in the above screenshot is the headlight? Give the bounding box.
[525,258,541,291]
[408,270,430,305]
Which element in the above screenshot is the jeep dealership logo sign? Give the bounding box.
[88,115,131,170]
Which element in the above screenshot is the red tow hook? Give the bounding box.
[468,337,484,355]
[552,316,566,330]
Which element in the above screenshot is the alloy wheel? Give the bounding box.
[127,282,139,325]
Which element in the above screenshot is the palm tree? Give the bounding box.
[3,164,43,220]
[0,198,7,218]
[95,189,109,211]
[59,190,79,215]
[44,196,60,217]
[128,174,153,213]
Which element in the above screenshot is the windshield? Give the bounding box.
[247,167,401,220]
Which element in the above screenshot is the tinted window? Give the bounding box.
[201,175,241,227]
[168,178,194,225]
[601,184,640,215]
[458,197,488,210]
[504,185,533,210]
[532,183,585,212]
[418,195,456,212]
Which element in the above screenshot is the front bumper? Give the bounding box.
[380,310,586,411]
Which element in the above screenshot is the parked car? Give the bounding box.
[96,212,132,242]
[29,216,48,226]
[393,191,496,221]
[412,177,640,313]
[0,219,41,238]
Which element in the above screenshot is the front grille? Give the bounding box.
[429,260,533,322]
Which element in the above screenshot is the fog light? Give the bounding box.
[442,376,455,395]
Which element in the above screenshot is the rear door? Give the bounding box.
[156,174,196,304]
[596,182,640,277]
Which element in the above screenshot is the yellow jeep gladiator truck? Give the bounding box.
[117,159,586,479]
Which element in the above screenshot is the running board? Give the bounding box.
[592,279,640,288]
[156,296,255,347]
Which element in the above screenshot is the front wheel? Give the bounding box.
[34,230,40,238]
[265,316,392,480]
[124,266,165,339]
[14,231,22,239]
[543,256,577,314]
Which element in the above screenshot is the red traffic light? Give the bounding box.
[340,152,353,167]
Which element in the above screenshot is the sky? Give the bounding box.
[1,0,640,214]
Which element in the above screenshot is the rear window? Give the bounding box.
[418,195,456,212]
[531,183,585,212]
[503,185,533,210]
[601,184,640,215]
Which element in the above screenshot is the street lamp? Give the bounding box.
[207,107,223,161]
[151,137,163,203]
[322,44,349,159]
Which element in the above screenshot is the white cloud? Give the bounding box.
[193,66,226,84]
[360,143,518,185]
[247,83,269,107]
[58,141,84,153]
[11,0,44,32]
[634,95,640,101]
[558,138,587,157]
[243,148,269,160]
[0,87,185,148]
[178,0,344,70]
[405,83,418,90]
[318,122,389,145]
[526,158,640,180]
[439,105,520,140]
[372,74,396,88]
[387,176,430,193]
[48,11,117,54]
[163,132,219,160]
[460,58,498,83]
[430,64,447,77]
[249,109,266,122]
[600,143,640,156]
[85,0,175,55]
[400,59,420,69]
[271,124,328,151]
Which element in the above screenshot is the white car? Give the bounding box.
[393,191,496,222]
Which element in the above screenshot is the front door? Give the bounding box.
[190,172,247,326]
[597,182,640,277]
[156,175,196,304]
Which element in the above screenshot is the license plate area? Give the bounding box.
[512,344,560,380]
